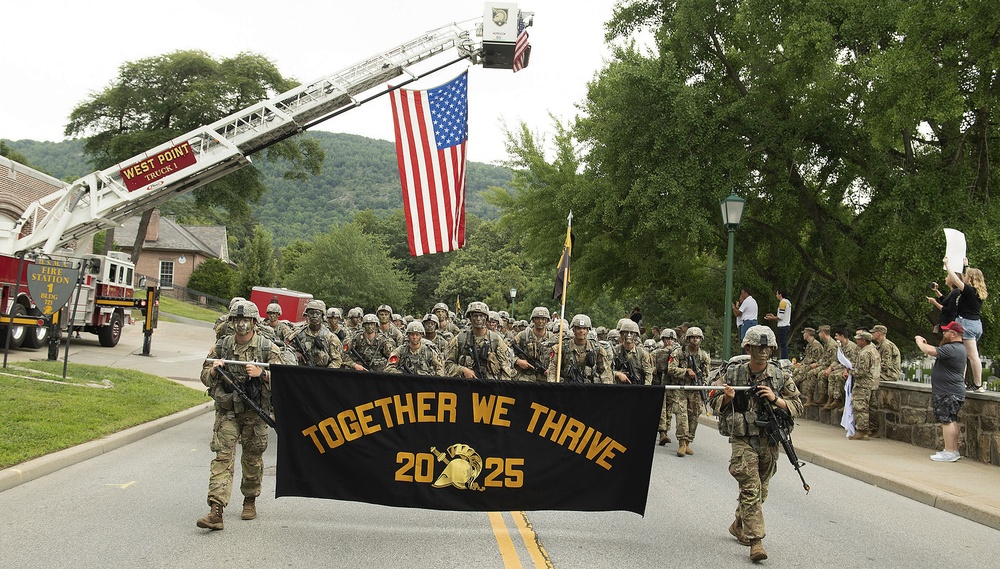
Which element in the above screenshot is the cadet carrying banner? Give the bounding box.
[271,366,662,515]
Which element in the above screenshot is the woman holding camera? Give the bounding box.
[944,257,989,392]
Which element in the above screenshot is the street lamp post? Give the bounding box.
[510,288,517,320]
[720,192,745,361]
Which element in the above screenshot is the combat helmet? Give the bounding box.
[230,300,259,319]
[362,313,379,325]
[266,302,282,316]
[742,325,777,348]
[661,328,677,339]
[570,314,592,329]
[465,301,490,317]
[422,313,440,325]
[617,318,640,334]
[304,299,327,315]
[377,304,393,315]
[406,321,425,334]
[685,326,704,339]
[228,296,246,311]
[488,311,501,323]
[347,307,363,319]
[433,302,450,313]
[326,307,342,319]
[530,306,550,320]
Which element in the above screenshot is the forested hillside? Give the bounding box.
[2,131,508,246]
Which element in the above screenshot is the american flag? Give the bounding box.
[389,72,468,256]
[513,13,529,72]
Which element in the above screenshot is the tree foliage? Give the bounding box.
[64,50,324,263]
[496,0,1000,353]
[232,226,277,298]
[283,223,414,311]
[187,258,235,299]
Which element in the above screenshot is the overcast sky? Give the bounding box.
[0,0,622,165]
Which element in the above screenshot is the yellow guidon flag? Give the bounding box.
[552,212,573,301]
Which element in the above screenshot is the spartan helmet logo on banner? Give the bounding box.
[430,444,484,491]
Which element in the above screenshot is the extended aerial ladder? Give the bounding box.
[0,2,533,257]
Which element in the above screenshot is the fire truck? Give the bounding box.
[0,3,533,350]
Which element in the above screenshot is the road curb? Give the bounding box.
[0,402,213,494]
[699,415,1000,531]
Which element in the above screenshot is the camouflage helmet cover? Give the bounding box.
[685,326,704,339]
[570,314,592,328]
[465,301,490,317]
[488,311,501,323]
[377,304,392,315]
[326,307,342,318]
[230,300,259,319]
[661,328,677,339]
[433,302,449,312]
[362,313,379,325]
[266,302,282,315]
[741,325,777,348]
[347,307,363,319]
[406,321,425,334]
[422,313,440,325]
[530,306,550,319]
[304,299,327,314]
[229,296,246,310]
[617,318,640,334]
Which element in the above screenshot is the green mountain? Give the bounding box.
[2,132,508,246]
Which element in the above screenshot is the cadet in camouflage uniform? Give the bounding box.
[546,314,612,383]
[197,301,283,531]
[667,327,712,456]
[344,314,394,371]
[793,327,823,399]
[214,297,246,339]
[263,302,294,343]
[849,331,882,440]
[433,302,461,337]
[821,328,857,411]
[512,306,555,382]
[444,302,513,380]
[610,319,653,385]
[287,300,343,368]
[872,324,901,384]
[653,328,680,446]
[709,325,803,562]
[422,313,449,353]
[376,304,405,348]
[326,307,347,343]
[805,325,838,407]
[345,307,364,337]
[386,321,444,375]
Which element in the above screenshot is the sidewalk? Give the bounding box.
[702,415,1000,530]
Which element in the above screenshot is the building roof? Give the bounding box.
[0,155,68,225]
[116,214,231,264]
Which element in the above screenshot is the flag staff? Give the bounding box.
[554,211,573,383]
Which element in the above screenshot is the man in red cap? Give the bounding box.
[915,321,967,462]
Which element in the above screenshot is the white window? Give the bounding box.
[159,261,174,289]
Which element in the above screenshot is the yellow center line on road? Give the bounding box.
[489,511,522,568]
[513,511,554,568]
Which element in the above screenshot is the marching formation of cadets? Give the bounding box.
[216,297,717,456]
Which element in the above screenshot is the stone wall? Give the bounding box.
[802,381,1000,466]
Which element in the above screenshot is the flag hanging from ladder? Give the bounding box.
[390,72,469,256]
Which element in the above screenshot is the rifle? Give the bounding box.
[512,341,547,375]
[613,349,641,384]
[344,340,372,371]
[289,332,313,367]
[213,366,277,430]
[753,385,810,492]
[687,352,709,405]
[465,335,486,379]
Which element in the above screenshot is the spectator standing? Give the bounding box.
[926,281,960,333]
[764,289,792,359]
[915,321,968,461]
[732,288,758,341]
[944,257,988,392]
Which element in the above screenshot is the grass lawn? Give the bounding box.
[0,361,210,469]
[157,296,225,324]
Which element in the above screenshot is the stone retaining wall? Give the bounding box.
[802,381,1000,466]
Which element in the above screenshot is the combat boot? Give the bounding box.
[676,442,687,457]
[684,443,694,455]
[241,497,257,520]
[848,431,870,441]
[749,539,768,562]
[658,431,671,446]
[729,520,750,546]
[196,502,224,531]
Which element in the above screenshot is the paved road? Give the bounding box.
[2,410,999,568]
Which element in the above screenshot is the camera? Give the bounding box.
[928,282,938,290]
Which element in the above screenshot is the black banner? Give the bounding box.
[270,366,662,514]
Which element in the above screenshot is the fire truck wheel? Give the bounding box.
[22,319,51,349]
[2,304,27,349]
[98,312,123,347]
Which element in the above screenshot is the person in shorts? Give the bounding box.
[915,321,967,462]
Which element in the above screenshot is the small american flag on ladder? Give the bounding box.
[389,72,469,256]
[513,13,530,72]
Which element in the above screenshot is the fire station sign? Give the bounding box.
[26,260,79,316]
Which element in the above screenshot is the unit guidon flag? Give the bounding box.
[270,367,662,514]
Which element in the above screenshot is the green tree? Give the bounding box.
[65,50,324,264]
[0,141,32,166]
[277,239,312,285]
[284,223,414,310]
[187,258,236,299]
[232,226,277,298]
